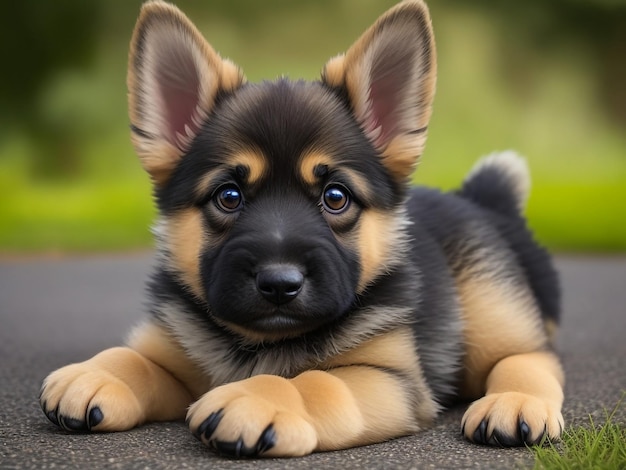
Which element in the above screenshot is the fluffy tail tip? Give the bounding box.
[462,150,531,215]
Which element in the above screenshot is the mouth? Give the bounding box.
[221,312,323,343]
[247,313,314,335]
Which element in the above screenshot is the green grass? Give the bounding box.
[0,132,155,253]
[0,180,154,252]
[531,394,626,470]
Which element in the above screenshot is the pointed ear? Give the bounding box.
[127,0,245,185]
[322,0,436,181]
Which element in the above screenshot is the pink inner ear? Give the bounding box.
[369,75,401,148]
[364,42,415,149]
[156,48,203,149]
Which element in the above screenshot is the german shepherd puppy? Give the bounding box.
[40,0,564,457]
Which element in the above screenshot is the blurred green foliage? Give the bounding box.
[1,0,625,253]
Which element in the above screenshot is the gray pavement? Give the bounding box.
[0,254,624,469]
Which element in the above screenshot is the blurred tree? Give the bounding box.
[0,0,102,179]
[444,0,626,125]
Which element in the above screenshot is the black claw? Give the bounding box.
[88,407,104,429]
[490,429,520,447]
[257,424,276,454]
[461,420,466,436]
[487,432,501,447]
[214,438,240,457]
[234,438,244,458]
[59,415,88,432]
[207,426,277,459]
[518,420,549,446]
[45,407,60,427]
[519,420,530,442]
[195,409,224,441]
[213,437,259,458]
[193,411,276,458]
[473,419,489,445]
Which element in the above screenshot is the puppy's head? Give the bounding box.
[128,0,436,342]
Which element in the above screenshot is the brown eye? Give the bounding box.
[214,185,243,212]
[322,184,350,214]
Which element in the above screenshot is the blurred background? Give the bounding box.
[1,0,625,254]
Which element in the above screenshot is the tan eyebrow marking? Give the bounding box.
[228,148,267,185]
[299,150,334,186]
[195,148,267,198]
[300,150,375,204]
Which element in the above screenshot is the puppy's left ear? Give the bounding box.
[322,0,436,181]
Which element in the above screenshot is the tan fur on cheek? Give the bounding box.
[164,208,206,298]
[356,209,404,292]
[356,211,386,291]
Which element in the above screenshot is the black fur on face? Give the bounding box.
[155,79,407,340]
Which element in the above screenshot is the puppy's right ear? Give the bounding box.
[322,0,436,182]
[128,0,245,186]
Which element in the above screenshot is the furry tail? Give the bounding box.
[459,150,530,217]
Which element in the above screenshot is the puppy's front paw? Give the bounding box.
[40,363,143,432]
[461,392,564,446]
[187,375,318,458]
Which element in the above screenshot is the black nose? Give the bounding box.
[256,265,304,305]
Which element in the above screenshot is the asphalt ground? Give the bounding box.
[1,254,624,469]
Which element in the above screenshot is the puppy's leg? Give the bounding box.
[456,269,564,446]
[40,322,198,432]
[187,329,437,457]
[462,351,564,446]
